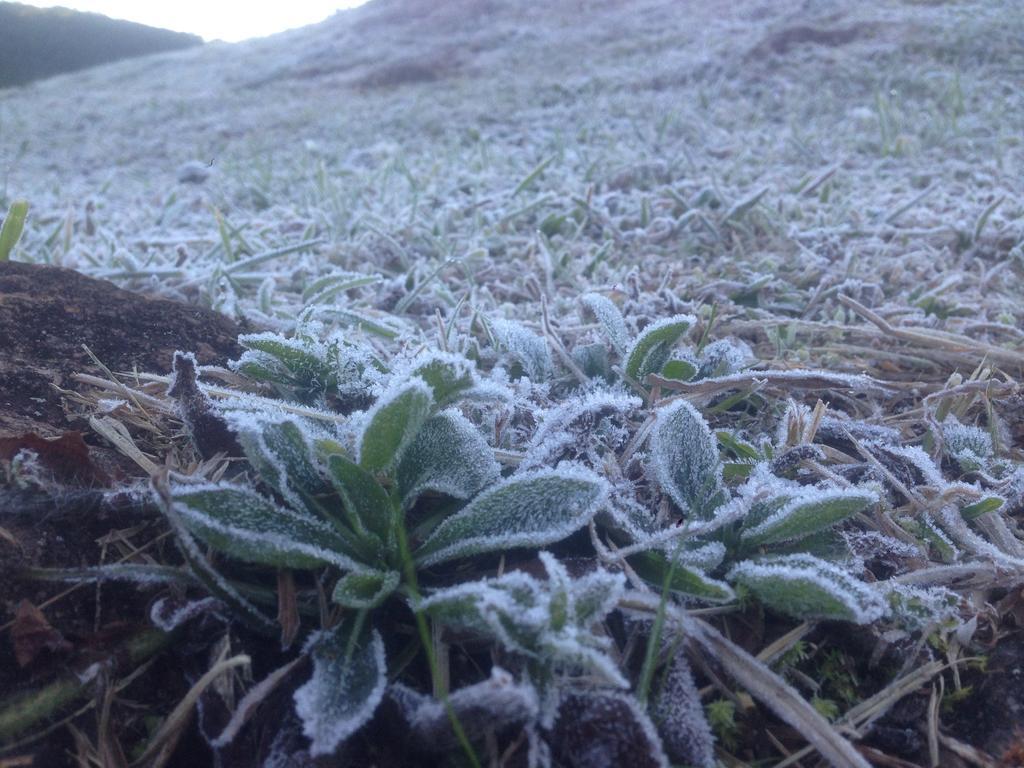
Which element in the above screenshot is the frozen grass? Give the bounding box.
[0,0,1019,345]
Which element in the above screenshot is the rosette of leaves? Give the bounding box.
[579,293,753,387]
[940,415,994,474]
[633,400,886,623]
[161,353,612,756]
[229,329,383,410]
[422,552,627,700]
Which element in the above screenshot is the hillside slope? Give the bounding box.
[0,1,201,88]
[0,0,1019,327]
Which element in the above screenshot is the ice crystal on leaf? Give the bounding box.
[218,408,329,518]
[551,690,670,768]
[842,530,924,573]
[396,409,500,509]
[878,582,959,631]
[867,441,947,488]
[741,487,878,545]
[422,552,627,688]
[403,667,540,749]
[602,491,659,541]
[230,330,380,408]
[659,350,699,382]
[649,400,727,519]
[169,482,367,572]
[150,596,223,632]
[580,292,630,355]
[332,569,400,609]
[401,350,477,405]
[489,317,553,382]
[696,338,754,379]
[415,466,610,567]
[627,549,736,603]
[624,314,695,383]
[294,615,387,756]
[522,391,642,470]
[651,649,715,768]
[356,376,433,471]
[942,416,993,472]
[300,270,382,306]
[931,504,1024,568]
[323,452,394,553]
[815,416,900,448]
[728,554,886,624]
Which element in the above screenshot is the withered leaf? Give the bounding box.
[10,599,72,667]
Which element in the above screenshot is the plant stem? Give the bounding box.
[635,541,680,706]
[394,509,481,768]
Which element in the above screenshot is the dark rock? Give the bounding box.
[750,22,877,58]
[0,261,243,438]
[177,160,212,183]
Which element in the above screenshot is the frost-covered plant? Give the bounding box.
[635,403,887,624]
[139,287,1024,765]
[579,293,752,387]
[422,552,627,711]
[230,328,384,409]
[161,351,611,755]
[487,318,553,382]
[941,415,993,473]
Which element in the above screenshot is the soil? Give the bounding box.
[0,261,244,439]
[0,263,250,763]
[947,634,1024,764]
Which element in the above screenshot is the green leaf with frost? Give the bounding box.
[697,338,753,379]
[661,358,697,381]
[580,293,629,355]
[325,453,395,549]
[415,467,609,567]
[961,496,1004,520]
[170,483,364,571]
[728,554,886,624]
[741,488,877,545]
[0,200,28,262]
[234,333,330,387]
[358,378,433,471]
[488,318,552,381]
[294,615,387,756]
[408,353,475,404]
[716,431,761,461]
[572,342,611,380]
[628,550,735,603]
[332,570,400,609]
[231,416,327,511]
[302,271,381,305]
[422,553,627,686]
[650,400,727,519]
[397,411,500,509]
[624,314,694,382]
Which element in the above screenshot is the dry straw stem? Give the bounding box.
[212,657,304,748]
[838,295,1024,370]
[131,651,250,768]
[772,658,948,768]
[647,369,894,399]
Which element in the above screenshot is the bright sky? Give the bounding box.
[18,1,370,42]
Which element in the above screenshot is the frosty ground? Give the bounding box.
[1,0,1024,766]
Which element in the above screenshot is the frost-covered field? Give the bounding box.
[3,0,1021,331]
[3,0,1024,765]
